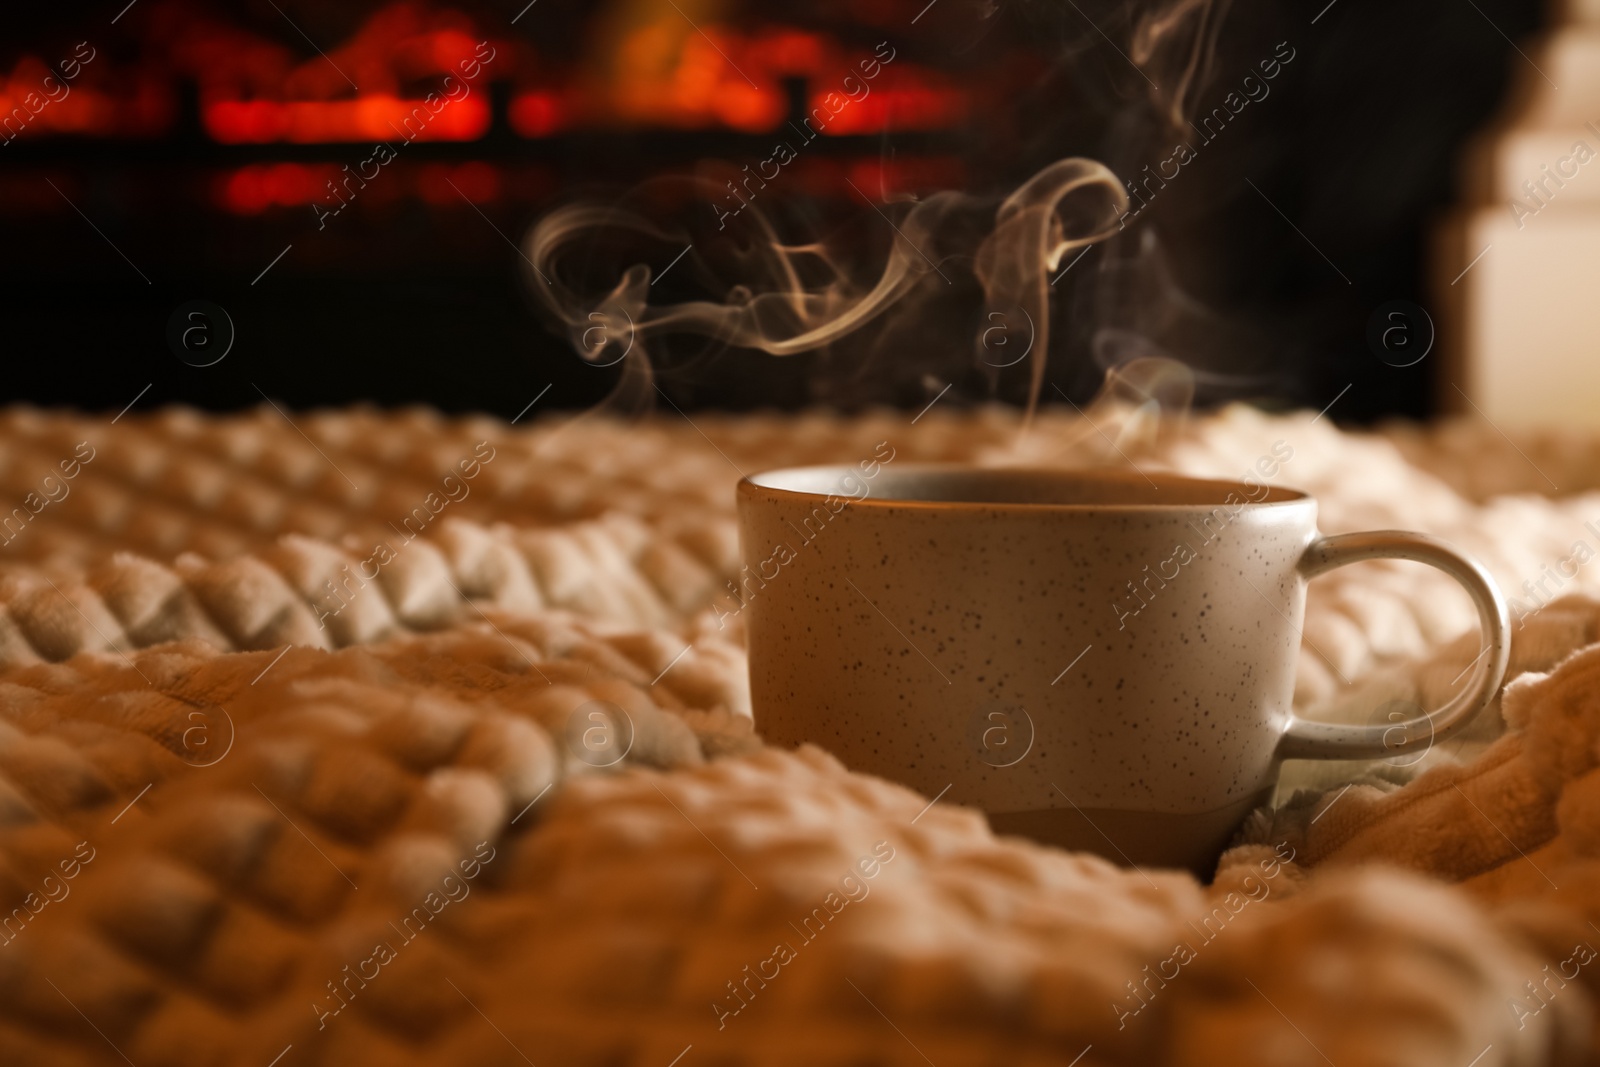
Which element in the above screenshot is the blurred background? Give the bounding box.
[0,0,1544,420]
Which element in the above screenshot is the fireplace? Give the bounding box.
[1,0,1544,421]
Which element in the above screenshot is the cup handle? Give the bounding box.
[1278,530,1512,761]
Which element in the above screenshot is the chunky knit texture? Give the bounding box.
[1,403,1598,1066]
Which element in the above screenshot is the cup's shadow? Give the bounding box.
[986,790,1270,881]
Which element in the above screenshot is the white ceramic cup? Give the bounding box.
[736,465,1511,872]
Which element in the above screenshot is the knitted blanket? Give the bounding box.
[1,403,1598,1066]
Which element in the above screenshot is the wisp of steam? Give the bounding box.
[525,0,1228,423]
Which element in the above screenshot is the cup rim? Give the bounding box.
[739,464,1313,512]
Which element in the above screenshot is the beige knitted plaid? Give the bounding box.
[0,403,1596,1066]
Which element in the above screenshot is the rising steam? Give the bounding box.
[529,160,1126,416]
[525,0,1223,419]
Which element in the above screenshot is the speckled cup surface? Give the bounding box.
[737,465,1510,873]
